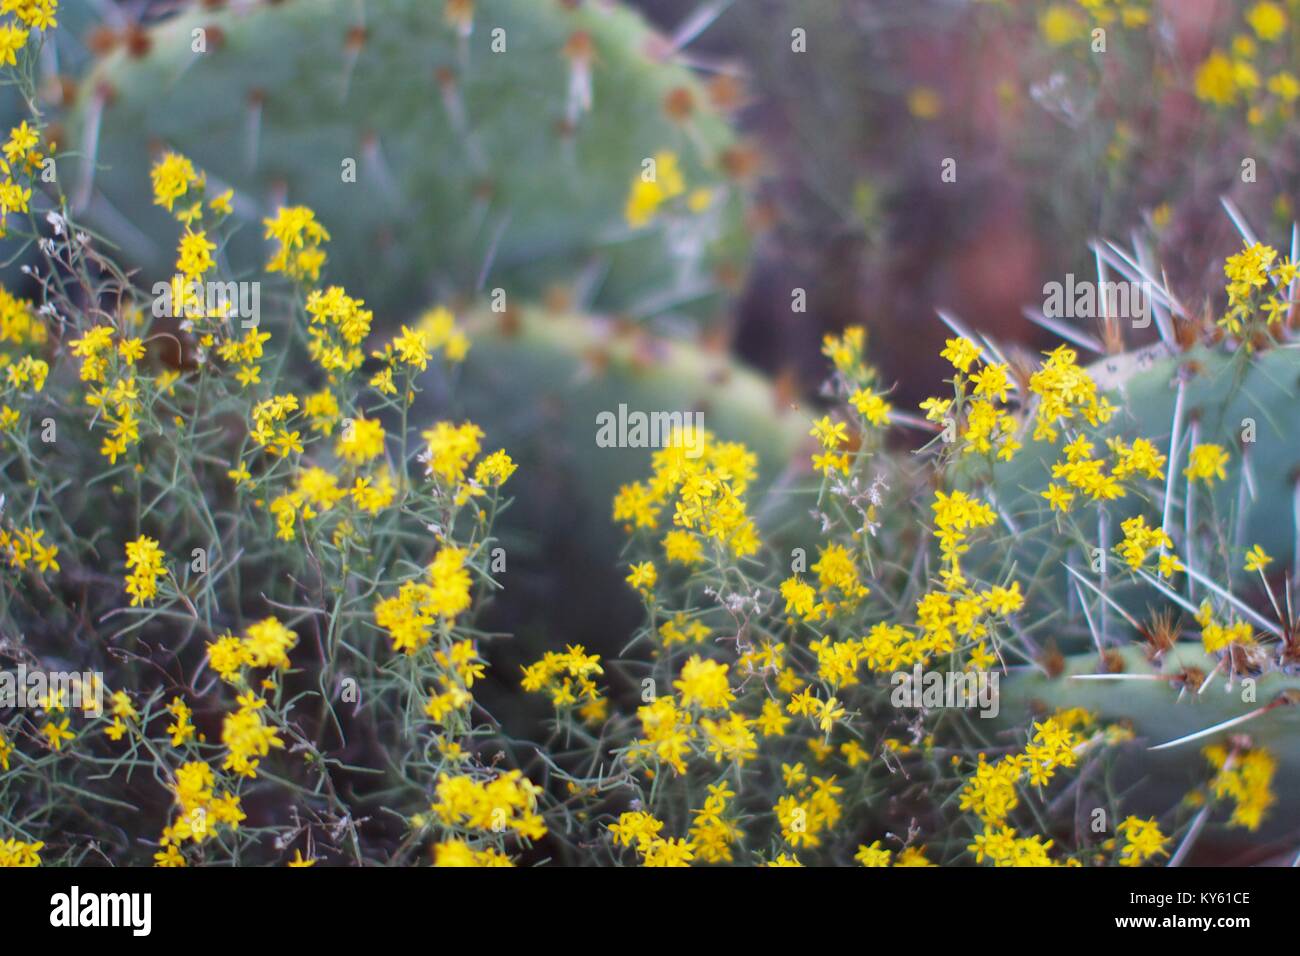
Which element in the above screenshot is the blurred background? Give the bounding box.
[25,0,1300,400]
[622,0,1297,406]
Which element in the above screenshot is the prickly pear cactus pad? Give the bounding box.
[70,0,749,320]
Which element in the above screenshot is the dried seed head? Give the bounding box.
[1038,644,1065,679]
[1141,607,1179,655]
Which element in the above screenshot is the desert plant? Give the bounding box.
[2,0,1298,869]
[68,0,752,323]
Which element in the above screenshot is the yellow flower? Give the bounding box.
[1041,483,1074,513]
[855,840,891,867]
[1204,744,1276,831]
[894,846,934,867]
[335,416,385,465]
[809,415,848,449]
[41,717,74,751]
[263,205,330,281]
[241,617,298,670]
[624,150,686,227]
[662,529,704,565]
[1184,443,1229,486]
[151,152,200,212]
[1244,544,1272,573]
[473,449,516,487]
[176,229,216,278]
[221,693,284,778]
[0,838,43,867]
[1039,5,1086,47]
[626,561,657,594]
[641,837,694,867]
[123,535,167,606]
[166,697,195,746]
[422,420,484,484]
[1246,2,1287,42]
[1268,70,1300,102]
[1196,51,1239,106]
[849,389,891,426]
[940,336,980,373]
[970,363,1011,403]
[674,655,734,710]
[906,86,942,119]
[1116,816,1168,866]
[209,189,234,215]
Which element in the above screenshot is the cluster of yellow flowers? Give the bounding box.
[779,543,871,622]
[207,617,299,683]
[431,840,512,867]
[305,286,373,375]
[612,427,760,582]
[0,837,44,867]
[423,640,484,725]
[1218,241,1297,337]
[153,151,238,342]
[1115,514,1178,576]
[608,792,747,866]
[374,545,475,654]
[369,306,469,397]
[102,690,138,742]
[123,534,167,606]
[0,523,58,573]
[960,713,1089,828]
[1194,601,1256,657]
[1195,2,1299,126]
[808,330,896,460]
[1027,345,1115,443]
[154,761,247,866]
[0,118,41,238]
[959,711,1134,866]
[930,488,997,591]
[610,810,689,866]
[1202,743,1277,831]
[1043,435,1134,510]
[774,772,844,849]
[623,150,700,227]
[1115,815,1169,866]
[520,644,606,723]
[421,420,516,506]
[920,337,1023,462]
[263,204,330,283]
[429,770,546,841]
[0,284,44,386]
[0,0,56,68]
[220,692,285,779]
[1038,0,1150,48]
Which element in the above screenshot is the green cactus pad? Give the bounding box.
[442,302,808,659]
[69,0,749,321]
[453,302,808,528]
[989,345,1300,558]
[995,645,1300,840]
